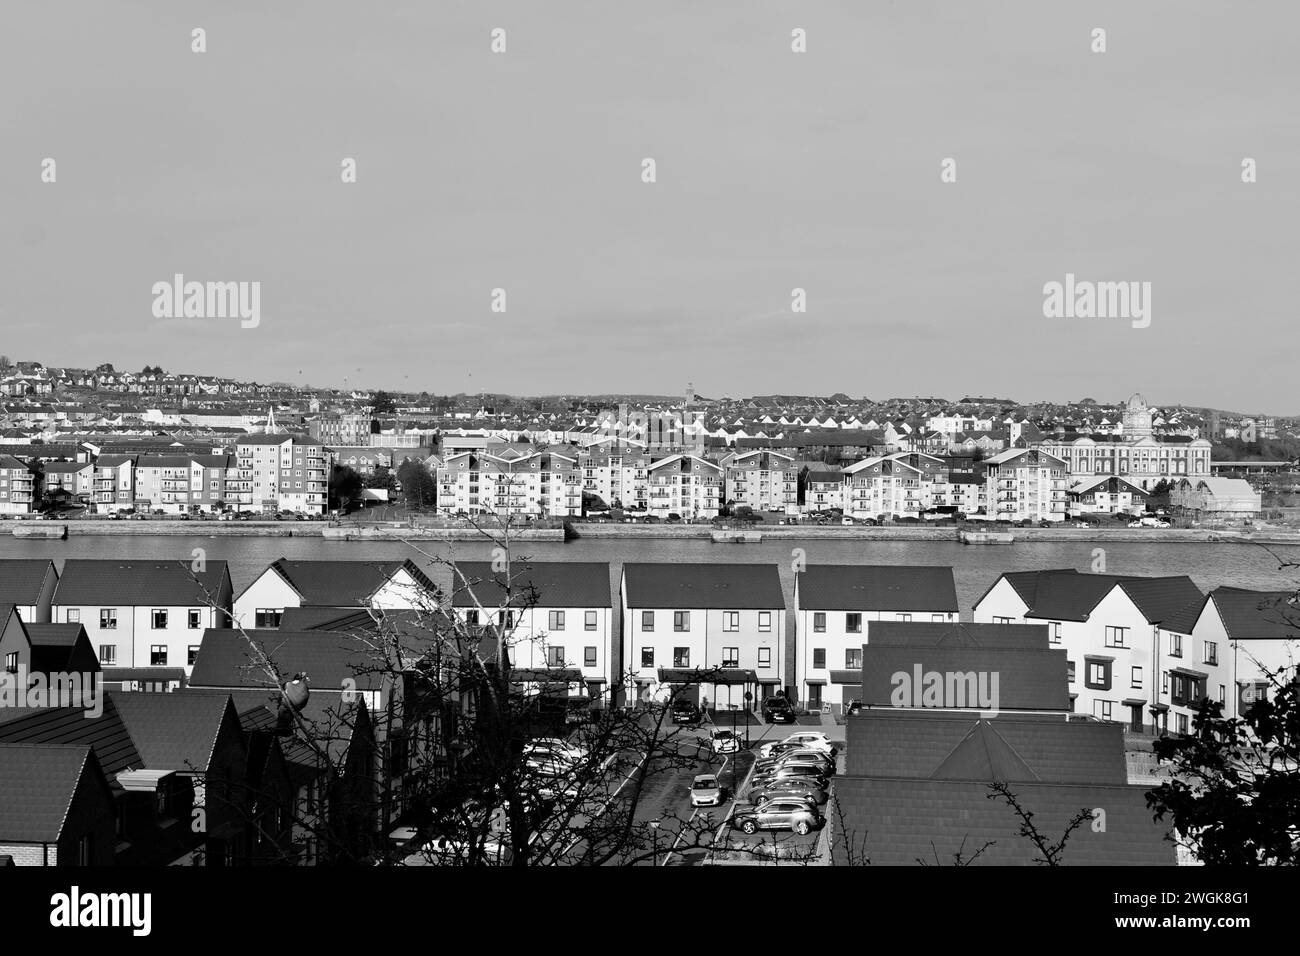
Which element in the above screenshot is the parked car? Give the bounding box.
[690,773,726,808]
[761,696,796,724]
[755,750,836,777]
[670,698,702,724]
[710,729,740,754]
[733,799,823,835]
[755,739,810,760]
[745,779,828,806]
[749,765,828,790]
[772,731,839,757]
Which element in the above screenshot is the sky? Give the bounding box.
[2,1,1296,412]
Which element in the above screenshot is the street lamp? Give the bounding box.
[743,691,753,749]
[649,820,660,867]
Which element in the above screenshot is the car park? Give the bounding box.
[711,729,740,754]
[733,799,822,835]
[690,773,726,808]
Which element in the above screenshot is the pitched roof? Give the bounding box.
[450,562,610,609]
[622,564,785,609]
[844,711,1127,783]
[188,628,390,691]
[54,559,230,607]
[109,692,235,773]
[797,566,958,612]
[0,743,101,842]
[831,777,1175,865]
[856,645,1070,712]
[866,621,1050,649]
[251,558,436,607]
[0,694,143,776]
[983,570,1203,627]
[0,560,55,606]
[1205,587,1300,641]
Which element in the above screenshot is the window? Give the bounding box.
[584,646,597,668]
[1050,622,1062,643]
[673,647,690,668]
[673,611,690,632]
[1085,660,1111,690]
[1104,626,1128,648]
[255,608,282,628]
[897,612,911,622]
[846,613,862,634]
[100,608,117,630]
[845,648,862,670]
[188,645,201,666]
[1203,641,1218,666]
[150,645,168,666]
[993,616,1013,624]
[812,648,826,669]
[3,652,16,674]
[1176,713,1189,735]
[1067,660,1076,683]
[465,610,479,626]
[723,611,739,632]
[1169,634,1183,658]
[813,612,826,633]
[152,609,168,629]
[99,645,116,666]
[548,610,565,631]
[1093,699,1113,721]
[585,610,598,631]
[1131,666,1143,689]
[640,647,654,668]
[188,609,202,629]
[641,611,654,632]
[546,646,565,667]
[931,614,946,623]
[758,611,771,632]
[722,647,739,667]
[67,609,80,623]
[1162,671,1169,695]
[1218,684,1226,703]
[757,648,771,669]
[499,610,515,628]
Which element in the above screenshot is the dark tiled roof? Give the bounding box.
[22,623,82,646]
[0,743,100,842]
[188,629,388,691]
[797,566,958,612]
[0,694,143,776]
[0,560,55,606]
[54,559,230,607]
[831,777,1176,865]
[623,563,785,609]
[257,558,435,606]
[989,570,1204,627]
[110,692,234,773]
[1116,577,1204,628]
[450,562,610,608]
[857,645,1069,712]
[100,667,187,683]
[866,621,1049,649]
[1206,587,1300,641]
[844,712,1126,783]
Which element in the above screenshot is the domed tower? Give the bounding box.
[1122,393,1152,442]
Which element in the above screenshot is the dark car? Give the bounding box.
[761,696,796,724]
[749,765,828,791]
[733,799,822,836]
[745,781,828,807]
[670,698,701,724]
[754,750,835,778]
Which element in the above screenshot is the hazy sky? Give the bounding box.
[2,1,1296,412]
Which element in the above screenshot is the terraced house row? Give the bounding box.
[2,557,1293,728]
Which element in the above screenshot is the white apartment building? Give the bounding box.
[435,445,582,517]
[983,448,1068,522]
[621,563,785,707]
[1066,475,1149,516]
[91,455,135,513]
[0,455,35,514]
[577,440,651,511]
[842,452,946,519]
[803,470,844,512]
[645,455,723,520]
[1040,436,1213,492]
[793,565,959,711]
[450,561,614,702]
[233,434,327,513]
[721,450,798,514]
[974,569,1208,733]
[51,559,233,676]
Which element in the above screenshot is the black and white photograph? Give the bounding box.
[0,0,1294,937]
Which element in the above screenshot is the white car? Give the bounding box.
[690,773,726,808]
[758,731,839,759]
[711,729,740,754]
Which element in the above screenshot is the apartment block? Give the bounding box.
[983,448,1068,522]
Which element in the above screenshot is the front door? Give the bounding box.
[807,684,823,709]
[1128,704,1144,733]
